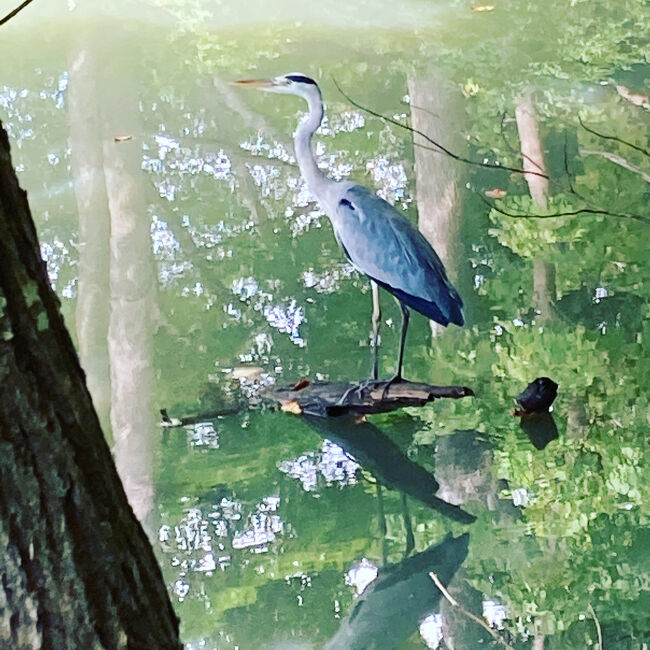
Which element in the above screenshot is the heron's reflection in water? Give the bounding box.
[305,416,528,649]
[304,415,475,525]
[325,533,469,650]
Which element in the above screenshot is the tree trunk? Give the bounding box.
[514,95,548,209]
[515,94,556,321]
[68,41,112,439]
[532,634,545,649]
[408,77,468,332]
[100,51,157,527]
[0,122,180,649]
[532,258,556,322]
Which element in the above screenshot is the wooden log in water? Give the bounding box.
[264,379,474,418]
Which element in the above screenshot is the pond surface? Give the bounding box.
[2,1,649,647]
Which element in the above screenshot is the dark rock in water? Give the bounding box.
[516,377,558,413]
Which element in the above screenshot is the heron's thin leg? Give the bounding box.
[394,300,410,382]
[370,280,381,380]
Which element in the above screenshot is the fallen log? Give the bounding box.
[263,379,474,418]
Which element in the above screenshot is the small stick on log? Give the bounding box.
[264,379,474,418]
[159,407,241,427]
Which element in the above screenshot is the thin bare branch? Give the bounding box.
[429,572,515,650]
[578,115,650,158]
[332,77,549,180]
[581,148,650,183]
[0,0,36,26]
[478,193,650,225]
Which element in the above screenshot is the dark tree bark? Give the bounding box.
[0,122,180,648]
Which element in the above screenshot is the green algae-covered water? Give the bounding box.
[2,0,649,646]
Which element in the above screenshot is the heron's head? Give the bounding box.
[233,73,321,101]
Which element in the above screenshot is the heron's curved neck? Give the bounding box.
[294,91,329,197]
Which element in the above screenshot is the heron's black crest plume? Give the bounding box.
[286,74,317,85]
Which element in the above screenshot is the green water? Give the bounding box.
[2,1,649,647]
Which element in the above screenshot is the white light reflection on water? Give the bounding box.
[185,421,219,449]
[278,440,359,491]
[303,263,356,294]
[419,613,444,649]
[263,299,306,347]
[345,557,378,595]
[231,275,307,346]
[40,238,72,291]
[366,156,409,206]
[141,123,235,203]
[160,495,286,603]
[482,599,508,629]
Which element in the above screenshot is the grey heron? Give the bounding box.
[234,73,464,383]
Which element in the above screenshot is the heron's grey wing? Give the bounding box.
[334,185,463,326]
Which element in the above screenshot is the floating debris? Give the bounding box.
[485,188,507,198]
[615,84,650,110]
[281,400,303,415]
[471,3,496,12]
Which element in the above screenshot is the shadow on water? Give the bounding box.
[304,414,476,524]
[519,411,559,450]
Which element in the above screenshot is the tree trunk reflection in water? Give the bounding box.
[68,42,112,440]
[408,77,468,335]
[515,94,556,322]
[435,430,518,648]
[101,56,157,529]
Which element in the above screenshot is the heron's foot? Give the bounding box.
[337,378,378,406]
[379,373,403,400]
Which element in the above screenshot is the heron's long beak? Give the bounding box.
[232,78,276,89]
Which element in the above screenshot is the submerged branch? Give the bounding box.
[588,604,603,650]
[159,379,473,425]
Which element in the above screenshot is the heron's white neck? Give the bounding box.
[294,90,329,198]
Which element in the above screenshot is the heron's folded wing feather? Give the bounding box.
[334,185,463,323]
